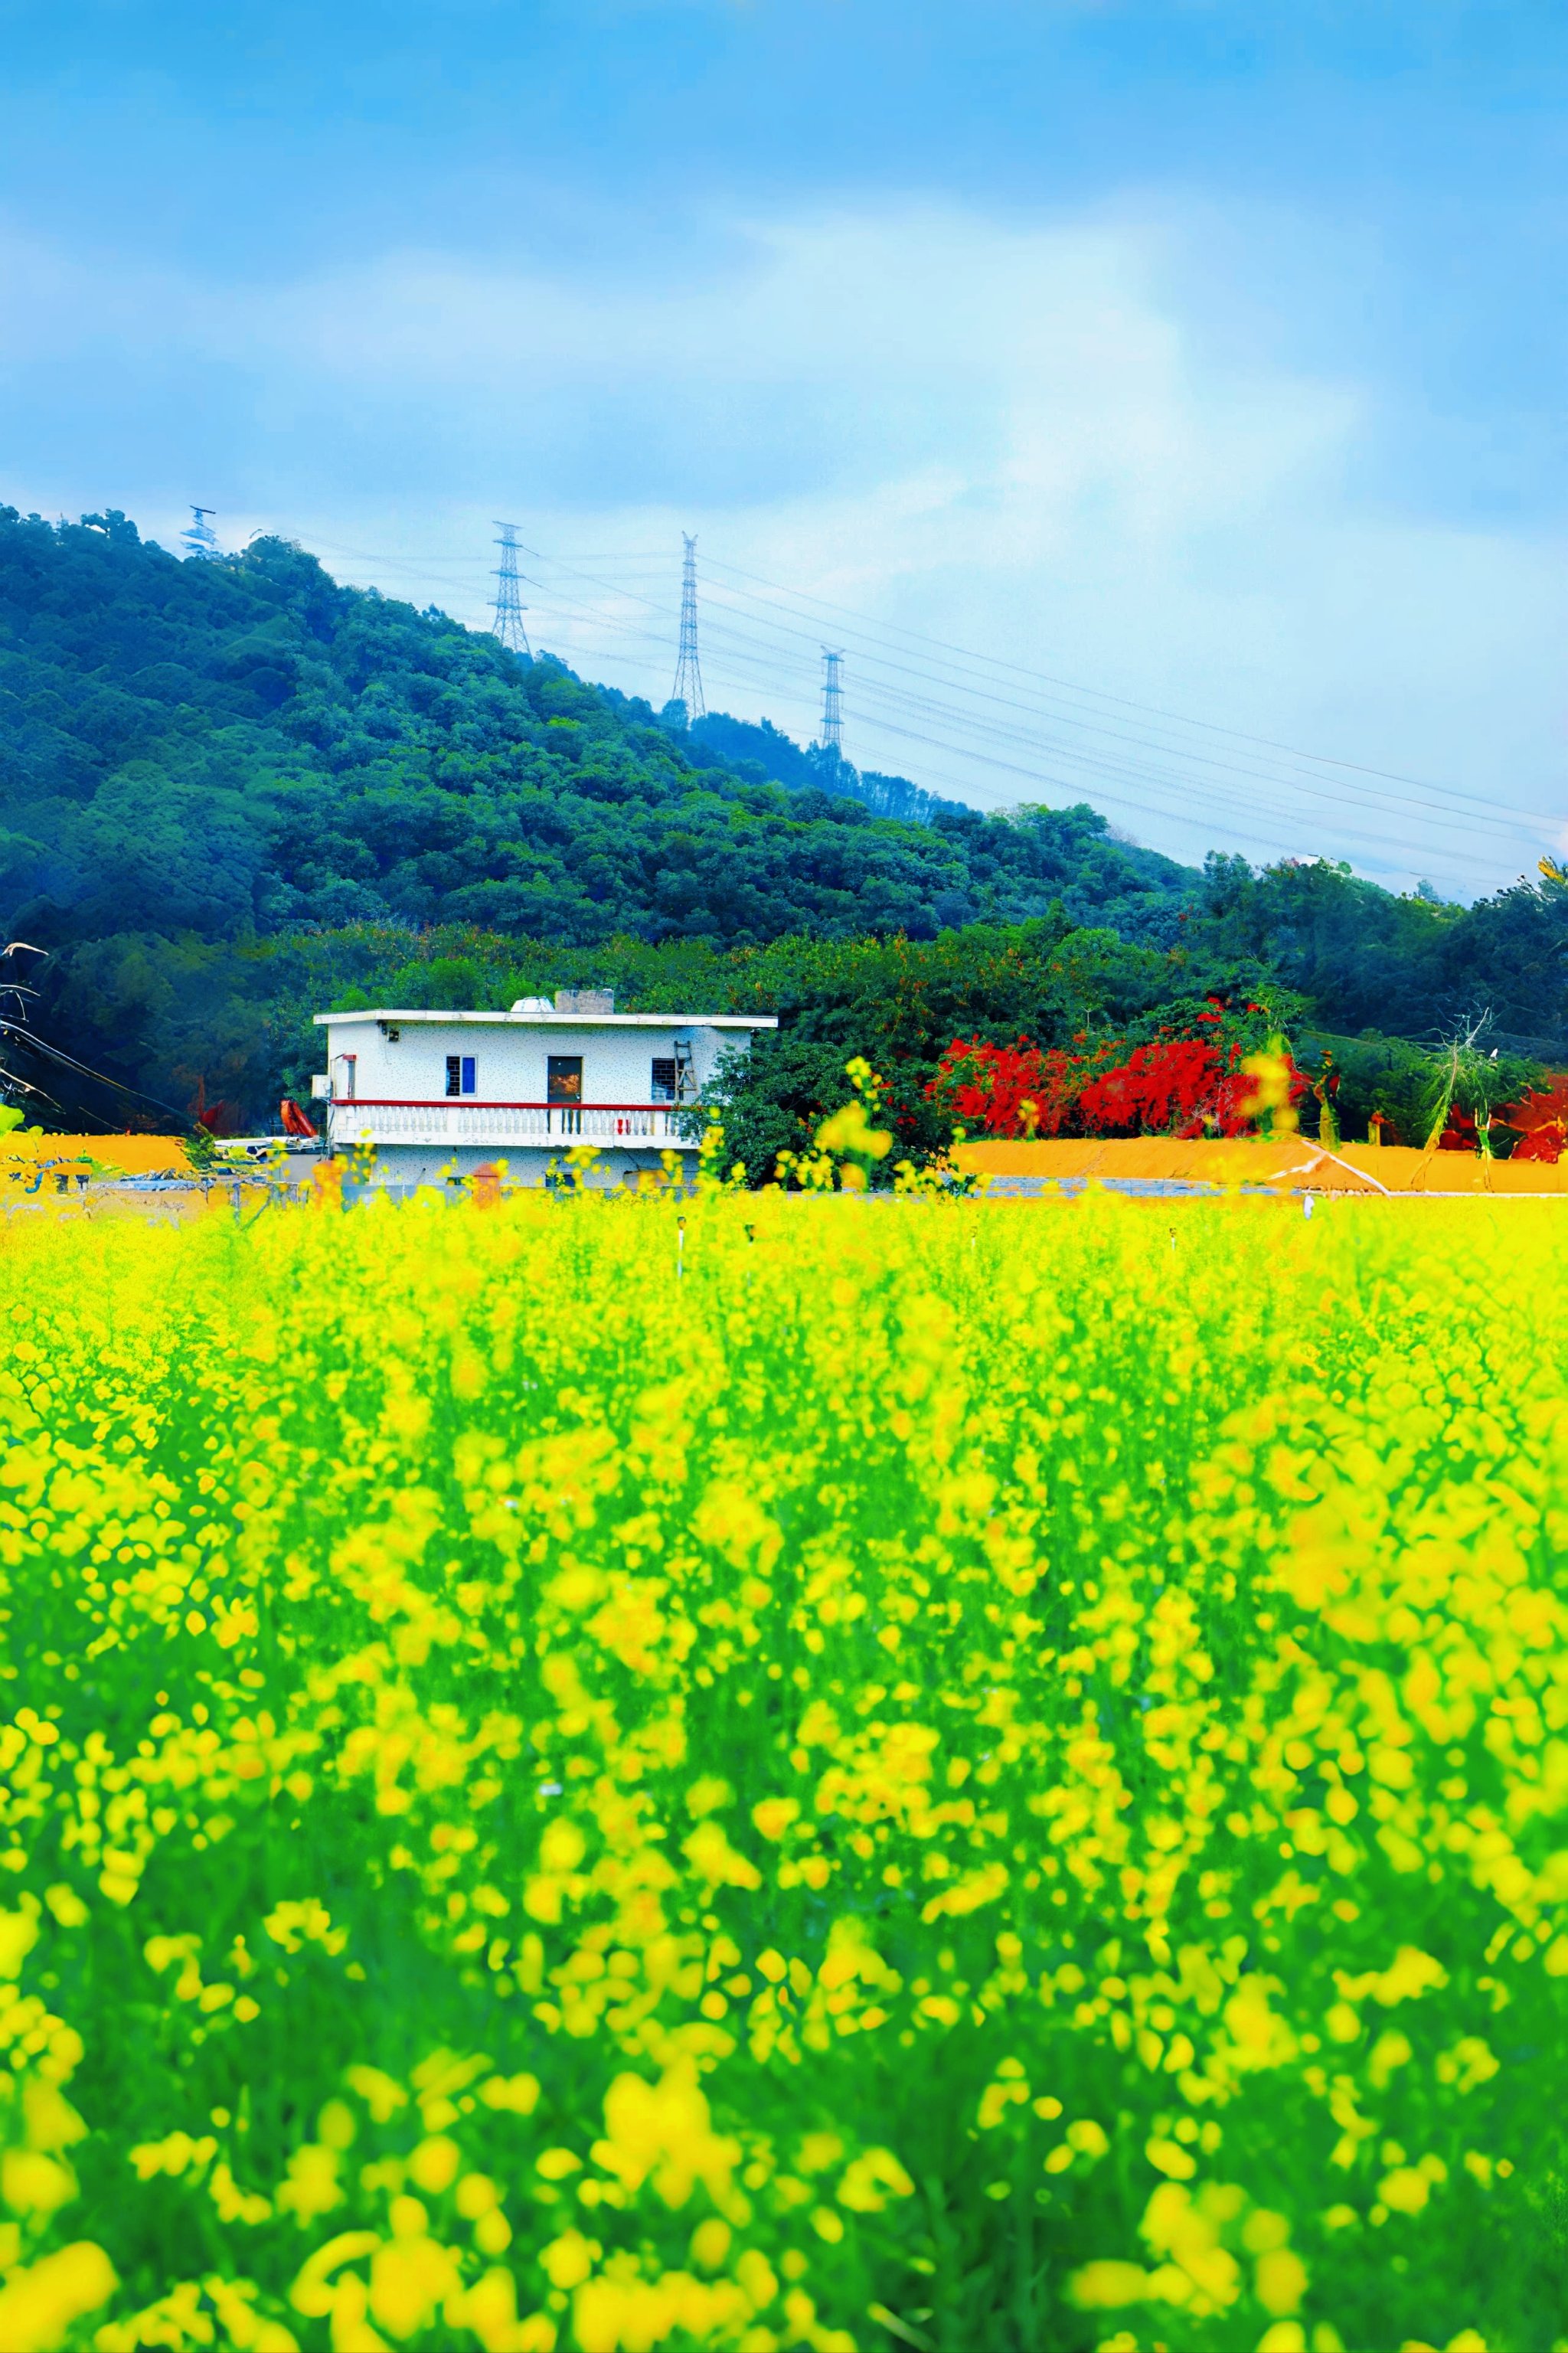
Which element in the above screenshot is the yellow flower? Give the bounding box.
[540,2228,598,2289]
[0,2241,116,2351]
[1066,2260,1151,2309]
[368,2229,459,2338]
[1254,2247,1308,2317]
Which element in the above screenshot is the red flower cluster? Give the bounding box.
[1077,1035,1257,1139]
[1499,1074,1568,1163]
[930,1026,1307,1142]
[932,1039,1081,1137]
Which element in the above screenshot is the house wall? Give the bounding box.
[318,1018,742,1105]
[341,1145,683,1193]
[313,1013,769,1184]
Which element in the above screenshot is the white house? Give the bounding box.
[310,991,776,1188]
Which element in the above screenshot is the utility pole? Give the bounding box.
[671,534,706,719]
[491,522,532,658]
[819,647,844,760]
[181,506,220,560]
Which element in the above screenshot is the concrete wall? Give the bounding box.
[316,1015,753,1106]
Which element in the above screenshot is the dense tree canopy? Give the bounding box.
[0,508,1191,953]
[1191,853,1564,1057]
[1,503,1564,1132]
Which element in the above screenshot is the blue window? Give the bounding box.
[446,1054,478,1098]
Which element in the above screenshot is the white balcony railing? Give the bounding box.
[325,1100,697,1151]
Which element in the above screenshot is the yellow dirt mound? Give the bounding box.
[0,1133,186,1173]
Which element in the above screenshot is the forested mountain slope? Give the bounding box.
[0,508,1192,953]
[2,502,1566,1131]
[687,710,968,828]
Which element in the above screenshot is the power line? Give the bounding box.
[0,1021,195,1129]
[538,620,1508,879]
[691,575,1553,845]
[491,596,1468,871]
[508,583,1485,868]
[669,596,1540,855]
[515,606,1323,856]
[291,521,1556,827]
[510,541,1550,849]
[571,621,1521,876]
[697,552,1534,825]
[290,525,1550,889]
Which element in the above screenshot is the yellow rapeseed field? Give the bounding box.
[0,1186,1564,2352]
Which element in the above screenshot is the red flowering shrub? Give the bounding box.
[1077,1036,1249,1137]
[930,1038,1082,1137]
[1438,1105,1481,1153]
[1500,1074,1568,1163]
[929,1024,1308,1141]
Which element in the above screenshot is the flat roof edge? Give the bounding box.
[312,1009,778,1028]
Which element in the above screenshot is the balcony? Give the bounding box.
[325,1099,696,1151]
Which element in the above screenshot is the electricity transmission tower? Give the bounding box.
[491,523,532,658]
[818,647,844,760]
[671,534,706,718]
[181,506,220,560]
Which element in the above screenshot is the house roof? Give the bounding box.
[312,1008,777,1030]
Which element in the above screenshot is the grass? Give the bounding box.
[0,1186,1563,2352]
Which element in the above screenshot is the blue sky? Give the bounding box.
[4,1,1567,891]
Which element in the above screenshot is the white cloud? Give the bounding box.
[4,198,1563,892]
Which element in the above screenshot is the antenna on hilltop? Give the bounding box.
[181,506,220,560]
[671,534,706,719]
[491,523,532,659]
[818,647,844,760]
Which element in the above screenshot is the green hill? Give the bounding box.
[1,502,1564,1132]
[0,508,1193,951]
